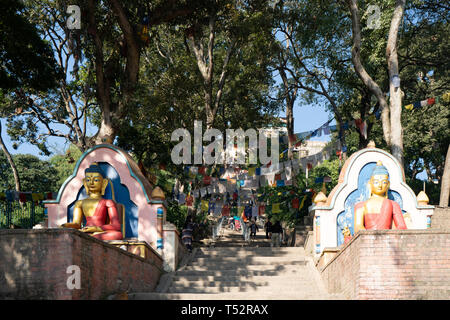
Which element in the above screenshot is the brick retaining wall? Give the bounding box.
[0,229,164,299]
[320,229,450,300]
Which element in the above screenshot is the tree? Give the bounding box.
[271,0,351,158]
[0,153,59,192]
[347,0,406,165]
[0,121,20,191]
[185,1,275,129]
[0,0,61,191]
[3,0,212,152]
[116,2,280,172]
[49,144,83,187]
[0,0,61,93]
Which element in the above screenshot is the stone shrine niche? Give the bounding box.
[66,162,139,239]
[336,162,405,246]
[311,143,434,256]
[44,144,159,248]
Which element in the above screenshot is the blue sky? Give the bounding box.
[0,101,332,156]
[1,100,428,181]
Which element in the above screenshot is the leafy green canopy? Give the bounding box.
[0,153,59,192]
[0,0,61,93]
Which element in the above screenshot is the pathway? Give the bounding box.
[123,219,343,300]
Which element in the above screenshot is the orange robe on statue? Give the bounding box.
[354,198,407,230]
[85,199,123,240]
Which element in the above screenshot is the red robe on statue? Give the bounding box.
[354,198,407,230]
[85,199,123,240]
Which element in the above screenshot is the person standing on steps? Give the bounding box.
[265,219,272,239]
[181,215,196,253]
[241,209,251,243]
[270,220,283,247]
[250,218,259,240]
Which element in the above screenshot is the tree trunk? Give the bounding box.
[286,98,295,161]
[0,121,21,191]
[188,15,233,130]
[279,67,297,160]
[439,144,450,207]
[85,0,141,147]
[386,0,406,167]
[347,0,391,146]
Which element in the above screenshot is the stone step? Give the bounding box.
[177,266,310,275]
[182,261,308,271]
[195,249,305,257]
[198,247,305,253]
[172,274,316,282]
[146,227,338,300]
[167,285,323,294]
[171,278,320,288]
[190,257,307,265]
[123,292,340,300]
[209,241,271,245]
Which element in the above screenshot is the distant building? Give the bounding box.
[294,140,328,158]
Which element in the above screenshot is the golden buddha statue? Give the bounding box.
[354,161,407,233]
[61,163,123,240]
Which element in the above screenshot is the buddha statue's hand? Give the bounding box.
[81,226,103,233]
[61,222,80,229]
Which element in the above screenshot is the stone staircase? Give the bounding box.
[123,223,342,300]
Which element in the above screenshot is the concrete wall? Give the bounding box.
[320,229,450,300]
[431,207,450,230]
[0,229,164,299]
[162,222,187,272]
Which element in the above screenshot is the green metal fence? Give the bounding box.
[0,196,46,229]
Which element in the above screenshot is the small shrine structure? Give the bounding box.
[45,144,164,251]
[311,142,435,257]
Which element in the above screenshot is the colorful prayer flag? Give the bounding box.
[201,200,209,212]
[272,203,281,213]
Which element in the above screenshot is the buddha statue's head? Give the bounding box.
[369,161,390,198]
[83,162,109,196]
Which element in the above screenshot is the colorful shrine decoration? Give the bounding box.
[60,162,124,241]
[44,144,161,249]
[310,141,434,256]
[156,207,164,249]
[354,161,407,234]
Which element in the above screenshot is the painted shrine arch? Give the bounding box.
[44,144,158,246]
[312,145,434,255]
[323,147,424,213]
